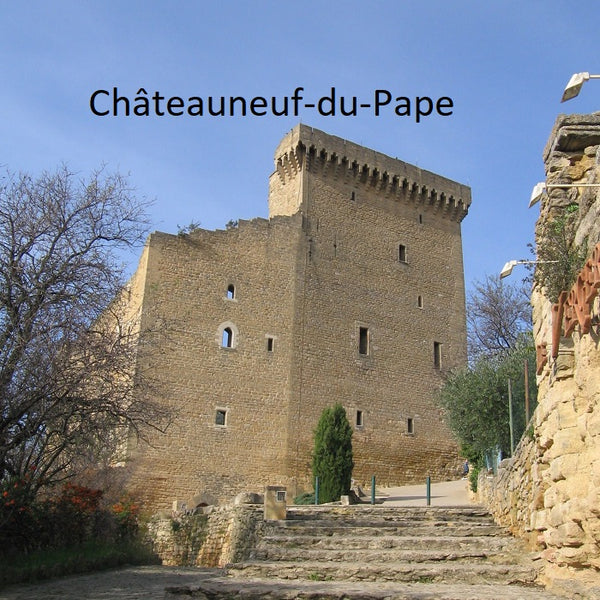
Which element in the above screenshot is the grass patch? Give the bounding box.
[0,539,159,588]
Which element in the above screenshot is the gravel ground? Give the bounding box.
[0,566,220,600]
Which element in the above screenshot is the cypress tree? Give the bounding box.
[311,404,354,503]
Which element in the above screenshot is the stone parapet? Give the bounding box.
[270,124,470,222]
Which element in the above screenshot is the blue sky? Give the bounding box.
[2,1,599,291]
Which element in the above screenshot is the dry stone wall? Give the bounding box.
[478,114,600,597]
[149,504,263,567]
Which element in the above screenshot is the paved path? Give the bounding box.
[379,478,473,507]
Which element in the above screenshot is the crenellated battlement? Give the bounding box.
[271,124,470,222]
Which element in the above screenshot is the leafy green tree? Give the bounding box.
[437,339,537,463]
[311,404,354,503]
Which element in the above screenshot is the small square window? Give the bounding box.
[276,491,286,502]
[215,409,227,426]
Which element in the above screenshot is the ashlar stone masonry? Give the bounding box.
[118,125,471,513]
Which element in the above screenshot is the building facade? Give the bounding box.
[123,125,471,511]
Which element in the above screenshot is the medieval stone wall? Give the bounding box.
[478,114,600,596]
[122,125,471,512]
[274,126,470,490]
[126,215,303,509]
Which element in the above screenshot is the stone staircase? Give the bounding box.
[165,505,566,599]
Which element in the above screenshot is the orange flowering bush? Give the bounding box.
[48,483,106,548]
[1,478,143,556]
[57,483,103,512]
[111,495,140,541]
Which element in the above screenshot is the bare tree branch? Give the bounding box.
[467,275,532,362]
[0,165,171,498]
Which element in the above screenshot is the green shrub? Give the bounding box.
[530,211,588,303]
[469,466,480,493]
[293,492,316,505]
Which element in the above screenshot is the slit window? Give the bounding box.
[417,295,424,309]
[434,341,442,369]
[356,410,364,427]
[398,244,407,263]
[359,327,370,355]
[267,336,274,352]
[226,284,235,300]
[407,418,414,434]
[215,409,227,426]
[222,327,233,348]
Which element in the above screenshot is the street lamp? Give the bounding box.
[561,72,600,102]
[500,260,534,279]
[500,259,558,279]
[529,181,600,208]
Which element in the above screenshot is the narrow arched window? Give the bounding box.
[218,322,238,349]
[226,284,235,300]
[222,327,233,348]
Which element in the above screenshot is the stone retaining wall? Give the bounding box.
[478,114,600,597]
[148,504,263,567]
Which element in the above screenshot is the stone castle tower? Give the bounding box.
[122,125,471,511]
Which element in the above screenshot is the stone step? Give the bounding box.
[225,559,539,586]
[165,577,565,600]
[286,506,492,519]
[257,533,518,552]
[252,545,520,564]
[173,504,560,599]
[264,522,507,538]
[284,509,496,526]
